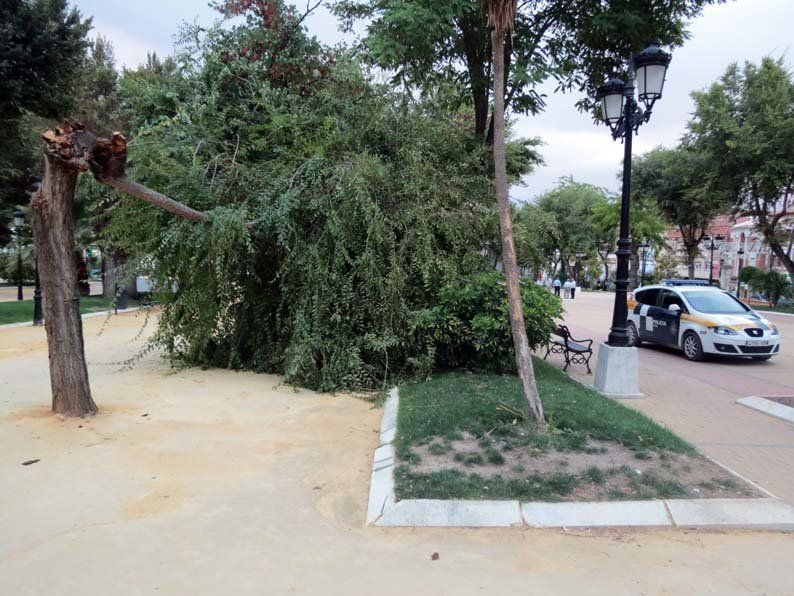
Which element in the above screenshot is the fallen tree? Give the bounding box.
[32,122,208,416]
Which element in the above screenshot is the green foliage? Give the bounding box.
[0,0,91,241]
[738,266,763,285]
[746,269,792,307]
[333,0,717,139]
[105,5,503,391]
[632,146,731,271]
[0,248,35,284]
[416,272,562,372]
[533,177,612,277]
[688,57,794,277]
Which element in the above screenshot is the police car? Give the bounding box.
[626,284,781,361]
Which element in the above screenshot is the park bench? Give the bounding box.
[543,324,594,374]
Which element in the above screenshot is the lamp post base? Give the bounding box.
[594,343,643,398]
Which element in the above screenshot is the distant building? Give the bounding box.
[662,212,792,292]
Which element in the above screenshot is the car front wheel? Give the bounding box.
[682,331,705,361]
[627,322,642,347]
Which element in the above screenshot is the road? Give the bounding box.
[1,313,793,595]
[550,290,794,502]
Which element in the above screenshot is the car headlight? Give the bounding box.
[710,326,738,336]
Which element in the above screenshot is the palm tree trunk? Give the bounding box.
[491,26,545,430]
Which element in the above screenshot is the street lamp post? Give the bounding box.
[593,41,671,397]
[736,247,745,298]
[594,42,671,346]
[703,235,724,286]
[638,242,650,287]
[13,209,25,301]
[26,180,43,325]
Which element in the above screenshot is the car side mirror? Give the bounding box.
[669,304,681,313]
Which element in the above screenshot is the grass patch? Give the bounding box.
[395,467,577,501]
[396,359,694,458]
[394,359,698,501]
[0,296,138,325]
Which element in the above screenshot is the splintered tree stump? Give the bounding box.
[31,122,210,417]
[32,123,97,416]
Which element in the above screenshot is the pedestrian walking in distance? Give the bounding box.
[553,278,561,297]
[570,278,577,299]
[562,278,572,299]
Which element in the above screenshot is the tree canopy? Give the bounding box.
[631,146,730,278]
[332,0,720,142]
[0,0,91,241]
[688,57,794,277]
[99,3,517,391]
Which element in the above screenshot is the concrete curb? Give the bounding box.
[366,387,794,530]
[737,396,794,424]
[0,306,142,329]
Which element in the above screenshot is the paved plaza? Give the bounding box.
[1,310,793,595]
[544,291,794,503]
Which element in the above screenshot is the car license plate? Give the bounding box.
[746,340,769,346]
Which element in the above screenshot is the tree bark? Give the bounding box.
[31,122,209,417]
[31,146,97,416]
[491,26,545,431]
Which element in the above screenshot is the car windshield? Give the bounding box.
[682,291,750,314]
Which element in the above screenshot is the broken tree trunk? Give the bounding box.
[31,126,97,416]
[31,122,210,417]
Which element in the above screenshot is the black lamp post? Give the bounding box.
[736,247,745,298]
[26,179,43,325]
[638,242,650,286]
[595,41,671,347]
[703,234,724,286]
[13,209,25,301]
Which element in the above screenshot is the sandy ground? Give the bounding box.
[545,291,794,503]
[1,312,793,595]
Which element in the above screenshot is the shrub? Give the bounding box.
[747,269,792,307]
[417,272,562,372]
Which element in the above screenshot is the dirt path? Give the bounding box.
[1,312,792,595]
[545,290,794,503]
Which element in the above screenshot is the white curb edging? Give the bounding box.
[0,306,142,329]
[366,387,794,530]
[737,396,794,424]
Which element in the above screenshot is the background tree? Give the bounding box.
[0,0,90,243]
[590,192,666,289]
[535,177,607,279]
[333,0,717,144]
[632,146,730,279]
[742,267,792,307]
[513,202,559,278]
[37,1,563,415]
[488,0,545,429]
[688,57,794,277]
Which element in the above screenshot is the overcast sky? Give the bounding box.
[73,0,793,201]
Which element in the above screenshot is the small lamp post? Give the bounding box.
[13,209,25,301]
[593,41,671,397]
[26,179,43,325]
[736,247,745,298]
[638,242,650,286]
[702,234,724,286]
